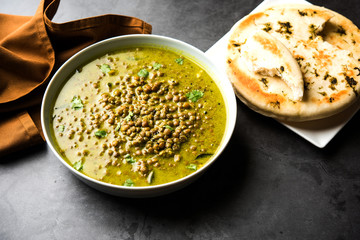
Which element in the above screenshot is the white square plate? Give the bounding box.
[205,0,360,148]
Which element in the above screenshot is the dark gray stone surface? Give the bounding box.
[1,0,360,239]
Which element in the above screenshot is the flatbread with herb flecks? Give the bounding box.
[226,4,360,121]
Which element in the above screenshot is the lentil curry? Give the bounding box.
[52,47,226,186]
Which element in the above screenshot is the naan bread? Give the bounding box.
[226,4,360,121]
[241,30,304,101]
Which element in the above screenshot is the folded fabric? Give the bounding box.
[0,0,152,158]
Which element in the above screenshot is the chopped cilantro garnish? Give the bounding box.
[59,125,65,132]
[94,130,107,138]
[260,78,268,88]
[137,68,149,78]
[125,111,134,121]
[186,164,197,171]
[336,26,346,36]
[71,96,83,110]
[276,21,293,35]
[73,161,83,171]
[123,179,134,187]
[115,122,121,131]
[263,23,272,32]
[153,62,162,70]
[175,58,184,65]
[100,64,111,73]
[124,154,136,164]
[186,90,204,102]
[165,125,174,131]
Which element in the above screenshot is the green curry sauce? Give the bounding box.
[52,47,226,186]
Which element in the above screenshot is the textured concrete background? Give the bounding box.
[1,0,360,239]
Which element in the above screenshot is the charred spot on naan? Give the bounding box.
[253,34,282,56]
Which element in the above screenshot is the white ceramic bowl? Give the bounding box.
[41,34,237,198]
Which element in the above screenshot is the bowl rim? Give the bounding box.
[41,34,237,193]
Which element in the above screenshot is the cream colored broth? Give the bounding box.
[52,47,226,186]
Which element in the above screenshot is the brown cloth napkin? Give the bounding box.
[0,0,152,158]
